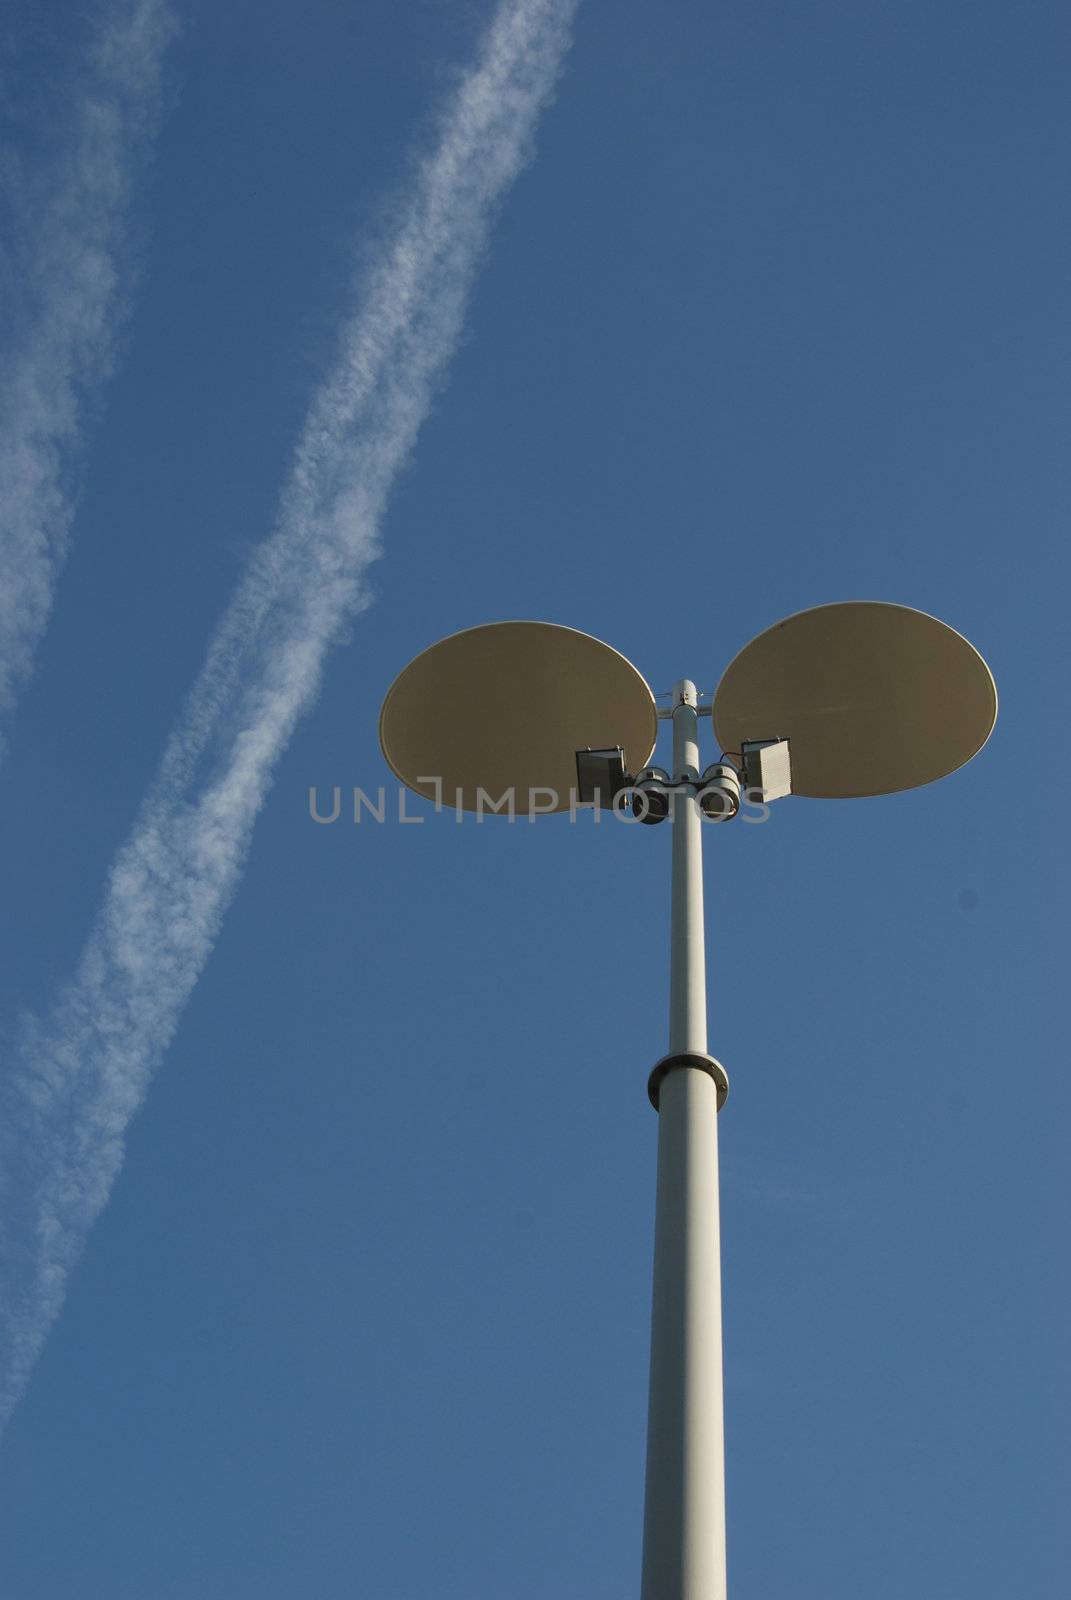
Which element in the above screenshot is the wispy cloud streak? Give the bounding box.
[0,0,176,738]
[0,0,577,1435]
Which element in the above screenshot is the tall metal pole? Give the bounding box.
[641,680,728,1600]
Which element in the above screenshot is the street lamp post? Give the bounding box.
[379,602,997,1599]
[641,678,728,1599]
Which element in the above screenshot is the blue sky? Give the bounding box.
[0,1,1067,1596]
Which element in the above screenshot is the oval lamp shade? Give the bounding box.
[713,601,997,798]
[380,621,658,813]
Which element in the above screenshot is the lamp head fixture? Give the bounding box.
[379,604,997,818]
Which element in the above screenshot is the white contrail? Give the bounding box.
[0,0,176,742]
[0,0,578,1436]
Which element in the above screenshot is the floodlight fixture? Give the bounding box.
[575,745,628,807]
[741,737,792,802]
[378,604,997,1600]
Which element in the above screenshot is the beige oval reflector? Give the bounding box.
[379,621,658,814]
[713,601,997,798]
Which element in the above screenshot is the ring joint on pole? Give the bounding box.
[647,1052,729,1112]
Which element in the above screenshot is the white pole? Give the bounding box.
[640,681,728,1600]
